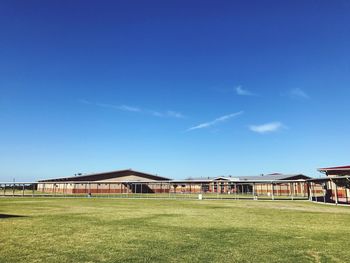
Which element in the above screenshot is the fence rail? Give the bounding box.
[1,179,348,204]
[0,181,311,201]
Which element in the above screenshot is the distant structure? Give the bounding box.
[37,169,170,194]
[37,169,313,196]
[318,165,350,176]
[4,165,349,205]
[309,165,350,204]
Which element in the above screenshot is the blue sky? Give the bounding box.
[1,0,350,181]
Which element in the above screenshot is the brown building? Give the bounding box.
[37,170,314,197]
[315,165,350,203]
[37,169,170,194]
[185,173,312,196]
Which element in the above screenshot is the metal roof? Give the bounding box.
[318,165,350,171]
[185,173,310,182]
[38,169,170,182]
[318,165,350,176]
[235,174,310,181]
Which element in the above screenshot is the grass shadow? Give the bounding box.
[0,214,26,219]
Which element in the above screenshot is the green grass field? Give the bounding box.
[1,198,349,263]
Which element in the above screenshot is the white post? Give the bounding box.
[333,179,339,205]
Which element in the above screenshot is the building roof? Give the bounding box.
[38,169,170,182]
[38,170,310,183]
[234,173,310,181]
[186,173,310,182]
[220,173,311,181]
[318,165,350,176]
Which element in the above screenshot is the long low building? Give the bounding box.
[37,169,171,194]
[37,169,319,197]
[205,173,311,196]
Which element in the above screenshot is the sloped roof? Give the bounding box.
[38,169,170,182]
[187,173,310,182]
[318,165,350,176]
[235,174,310,181]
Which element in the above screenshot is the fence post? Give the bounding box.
[333,179,338,205]
[235,183,237,200]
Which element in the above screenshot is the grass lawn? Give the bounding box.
[0,198,349,263]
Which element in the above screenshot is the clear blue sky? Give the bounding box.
[1,0,350,181]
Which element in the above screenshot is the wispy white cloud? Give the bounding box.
[80,99,184,118]
[235,86,256,96]
[188,111,243,131]
[78,99,92,105]
[96,103,141,112]
[147,110,185,118]
[149,110,164,117]
[289,88,309,99]
[249,122,284,134]
[166,111,185,118]
[117,105,141,112]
